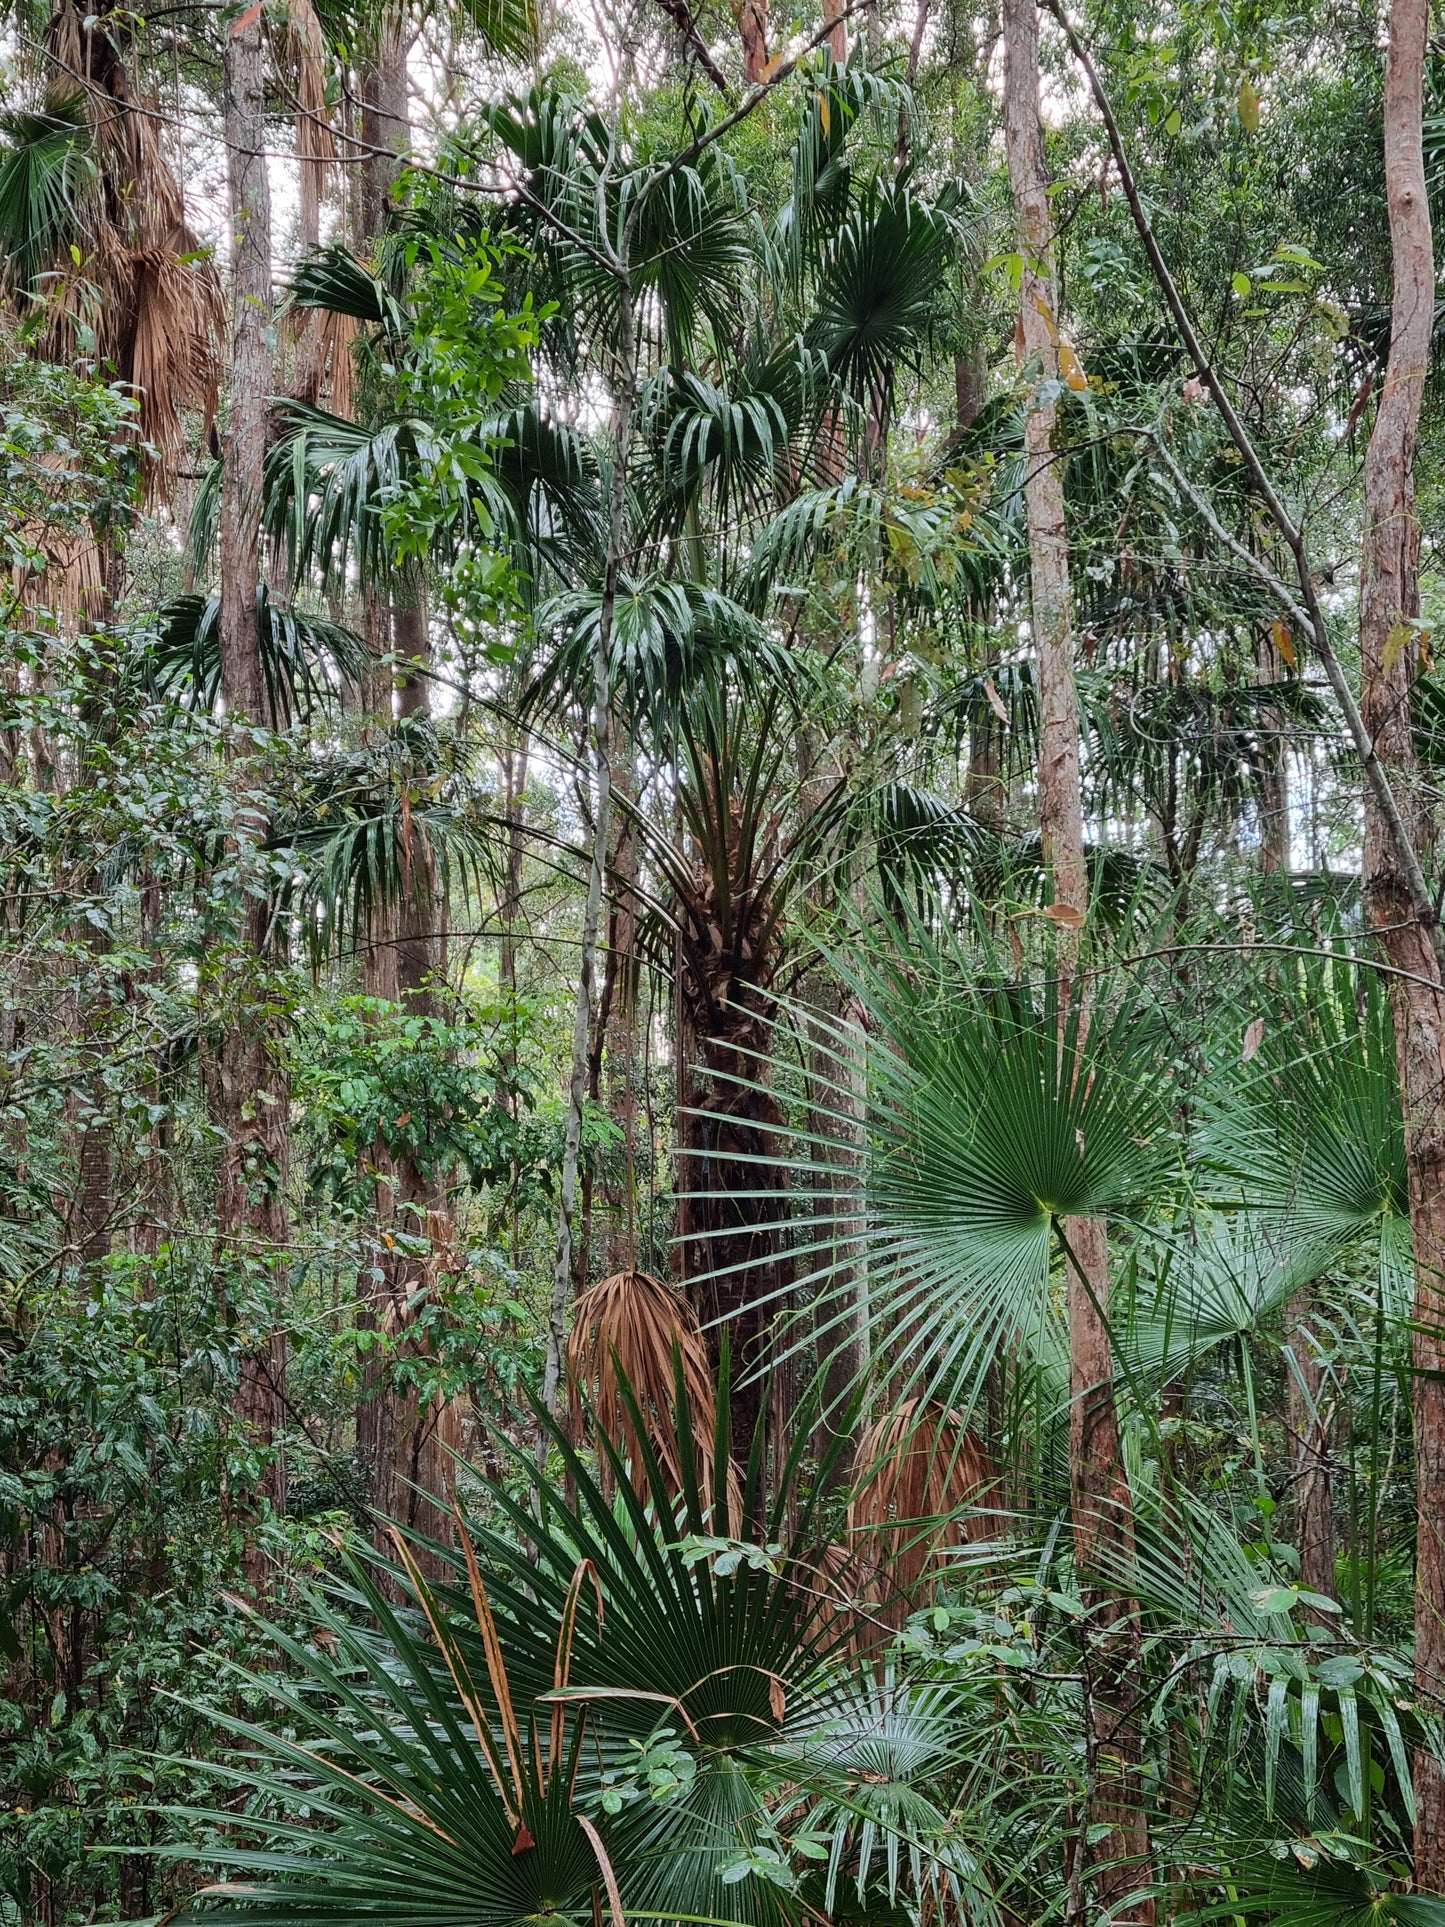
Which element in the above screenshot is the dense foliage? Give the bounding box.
[3,0,1445,1923]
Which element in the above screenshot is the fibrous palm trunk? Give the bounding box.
[1355,0,1445,1886]
[1003,0,1152,1913]
[673,825,791,1467]
[215,1,289,1584]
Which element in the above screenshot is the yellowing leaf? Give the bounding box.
[818,91,831,135]
[984,676,1009,725]
[1270,618,1296,669]
[1238,77,1261,132]
[1059,342,1088,391]
[1384,619,1414,674]
[1032,291,1061,342]
[1242,1016,1265,1064]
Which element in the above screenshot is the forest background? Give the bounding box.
[4,0,1445,1920]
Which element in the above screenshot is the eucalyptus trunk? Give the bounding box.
[1356,0,1445,1885]
[215,0,289,1579]
[1003,0,1151,1911]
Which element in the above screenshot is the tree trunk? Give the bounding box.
[1003,0,1151,1913]
[822,0,847,61]
[1356,0,1445,1885]
[1285,1287,1335,1607]
[673,823,792,1469]
[358,584,456,1556]
[1256,626,1291,873]
[603,734,641,1273]
[358,13,410,244]
[540,281,633,1424]
[217,0,289,1582]
[731,0,767,81]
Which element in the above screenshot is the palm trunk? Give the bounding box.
[1003,0,1151,1913]
[360,583,456,1554]
[673,839,791,1466]
[358,12,409,244]
[1256,625,1291,872]
[217,0,289,1581]
[1355,0,1445,1884]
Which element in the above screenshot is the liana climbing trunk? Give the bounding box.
[1356,0,1445,1888]
[1003,0,1152,1913]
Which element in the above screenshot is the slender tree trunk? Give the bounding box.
[822,0,847,61]
[358,12,409,244]
[1285,1287,1336,1606]
[1356,0,1445,1885]
[360,583,456,1555]
[603,734,640,1273]
[540,285,630,1423]
[1256,626,1291,873]
[731,0,767,81]
[1003,0,1151,1913]
[216,1,289,1581]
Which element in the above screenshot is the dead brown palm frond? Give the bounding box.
[291,304,357,413]
[282,0,337,182]
[16,3,224,496]
[566,1269,736,1511]
[848,1399,995,1609]
[13,513,105,631]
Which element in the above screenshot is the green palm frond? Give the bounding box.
[288,241,408,336]
[0,95,94,296]
[265,402,421,590]
[146,587,365,724]
[276,727,503,963]
[153,1536,631,1926]
[528,576,799,725]
[1199,962,1410,1312]
[806,184,958,414]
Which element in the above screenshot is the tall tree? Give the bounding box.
[1356,0,1445,1885]
[1002,0,1152,1912]
[213,0,289,1576]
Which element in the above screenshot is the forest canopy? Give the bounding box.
[3,0,1445,1922]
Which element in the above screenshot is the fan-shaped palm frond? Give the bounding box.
[147,586,365,723]
[154,1531,631,1925]
[276,726,503,966]
[265,401,422,590]
[566,1268,725,1507]
[782,930,1179,1421]
[528,575,797,724]
[806,184,957,416]
[1200,964,1411,1313]
[288,240,408,335]
[0,96,93,296]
